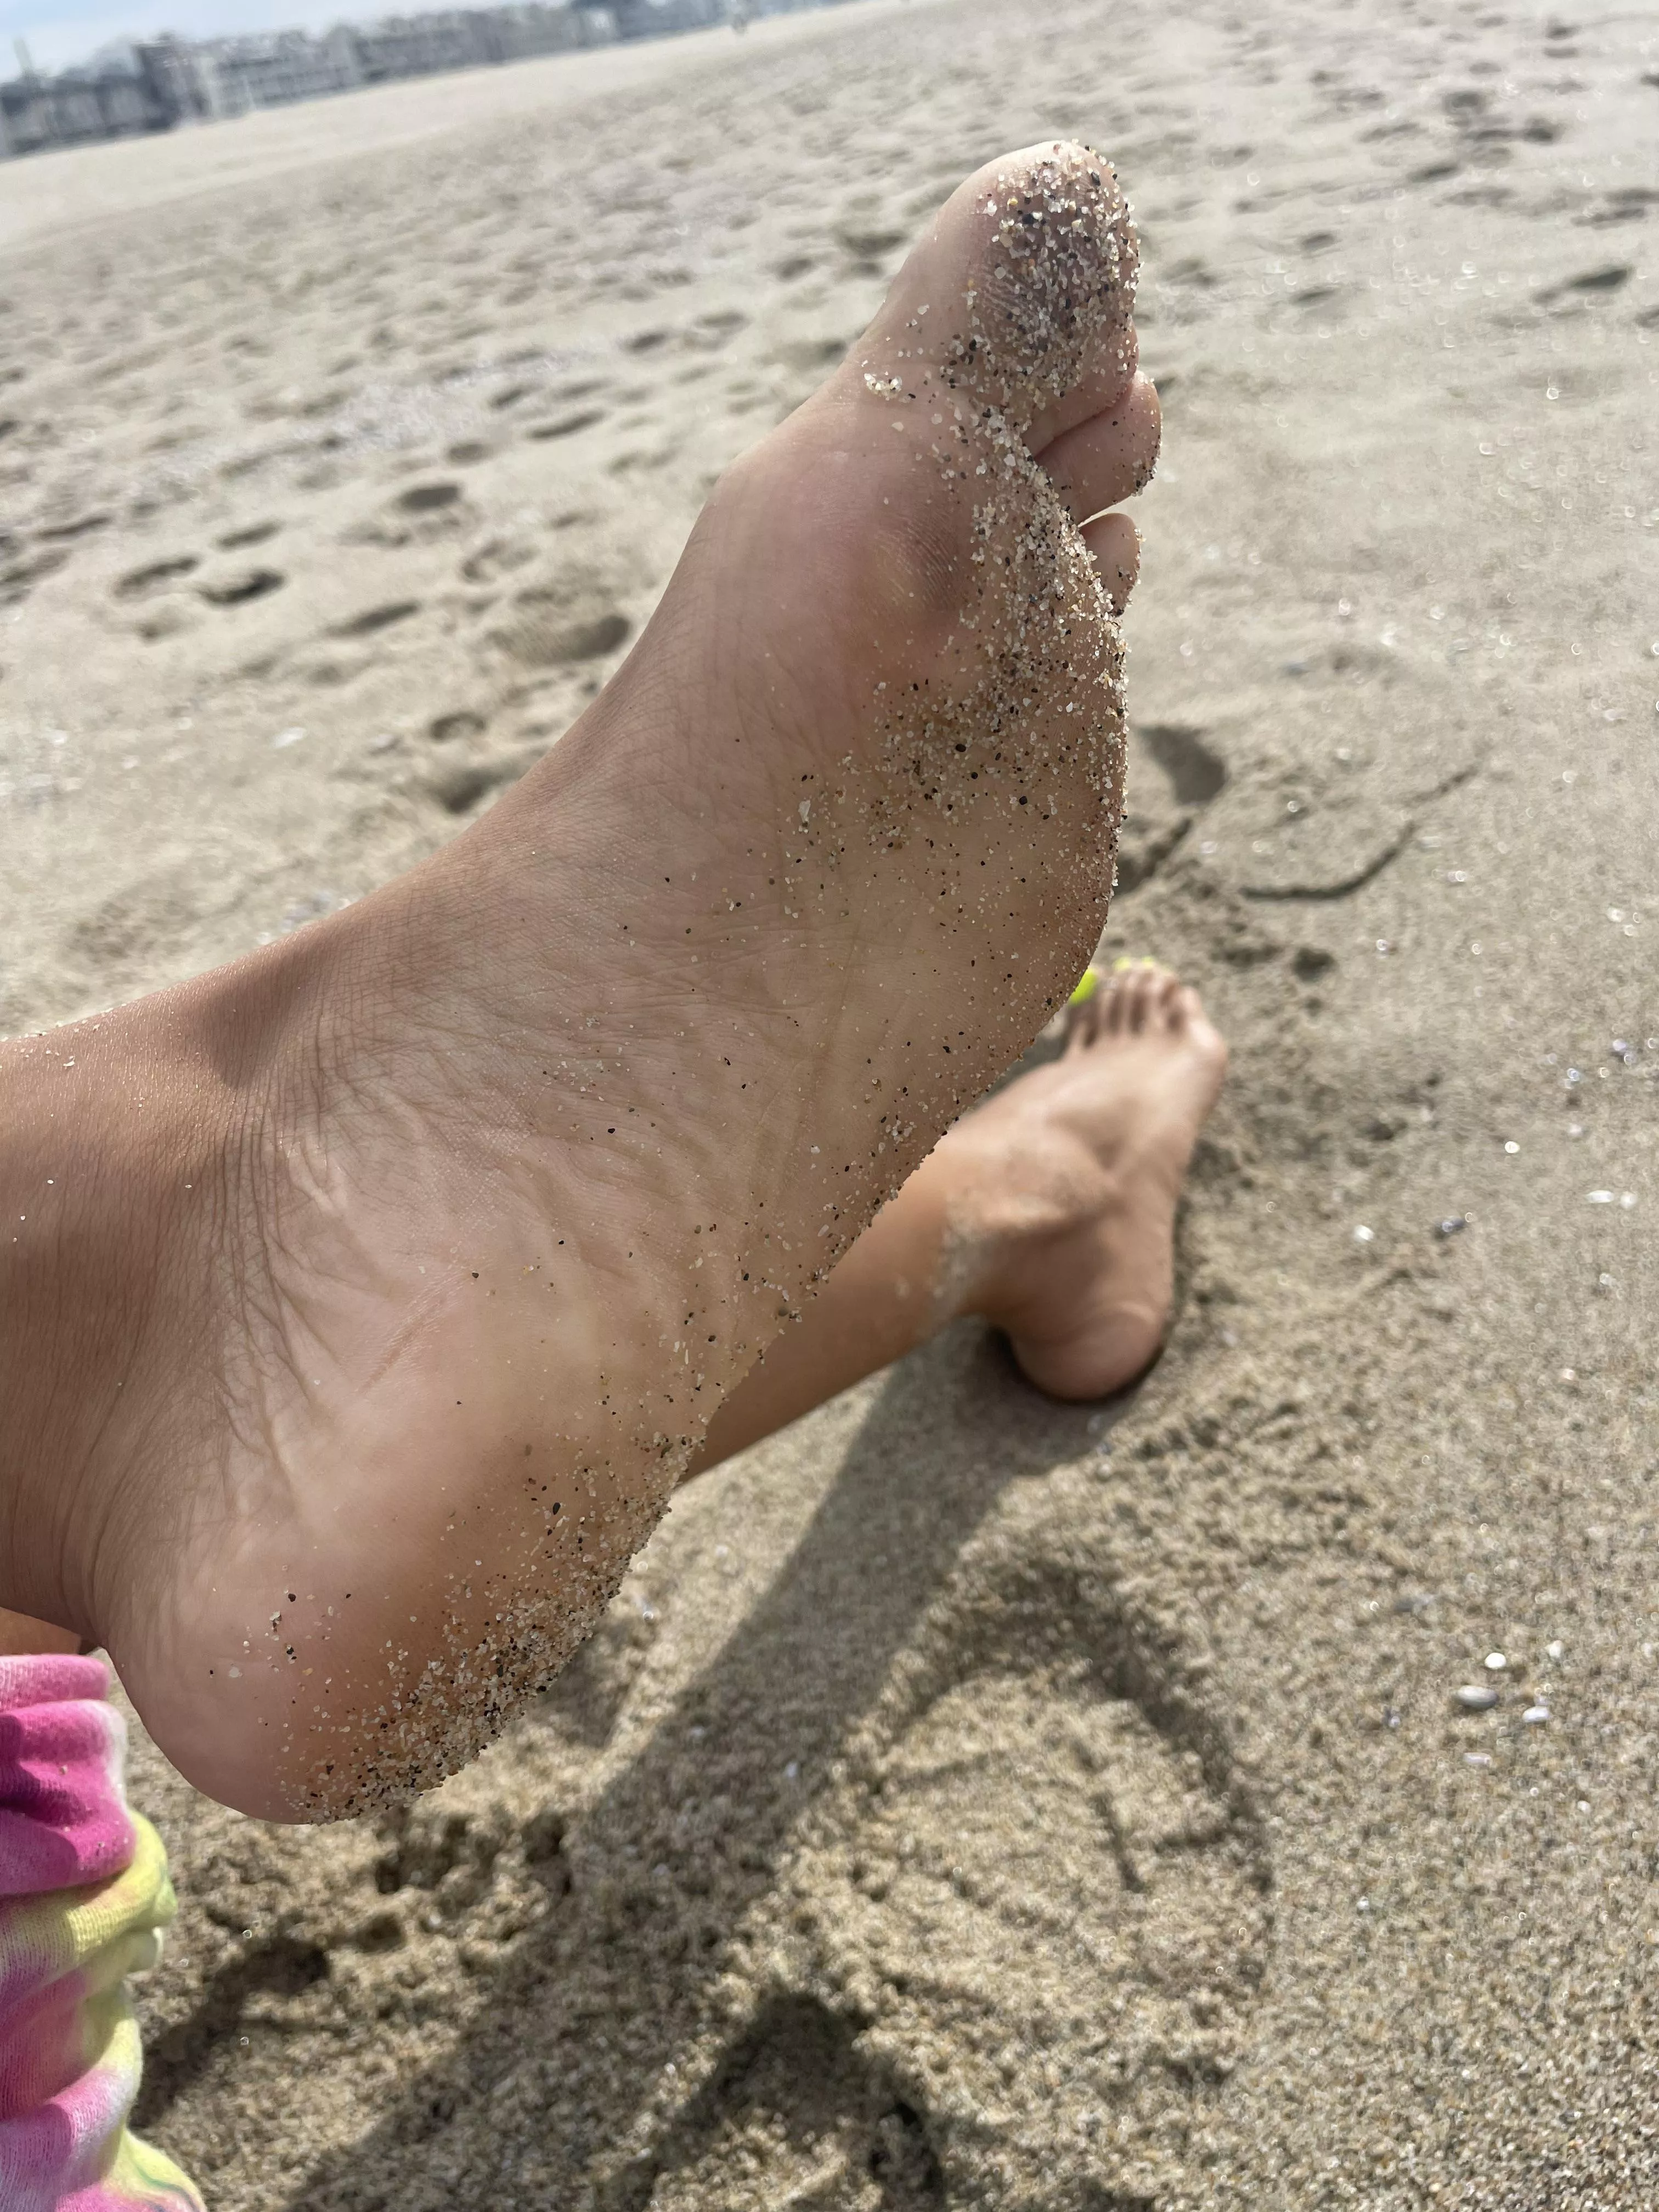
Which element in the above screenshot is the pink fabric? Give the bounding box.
[0,1655,202,2210]
[0,1656,134,1896]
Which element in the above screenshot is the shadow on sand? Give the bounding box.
[261,1324,1123,2207]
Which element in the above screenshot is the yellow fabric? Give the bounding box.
[4,1818,176,2018]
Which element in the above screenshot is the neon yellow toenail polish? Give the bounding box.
[1069,970,1101,1005]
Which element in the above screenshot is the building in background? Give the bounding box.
[128,5,610,121]
[350,5,600,86]
[0,0,862,155]
[611,0,721,35]
[0,44,173,153]
[166,29,362,116]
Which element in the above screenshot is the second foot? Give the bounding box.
[929,964,1227,1398]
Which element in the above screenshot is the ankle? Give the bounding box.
[925,1111,1114,1319]
[0,999,230,1639]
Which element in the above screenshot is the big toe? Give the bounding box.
[864,141,1142,443]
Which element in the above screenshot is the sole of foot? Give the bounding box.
[2,145,1160,1820]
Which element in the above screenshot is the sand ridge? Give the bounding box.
[3,0,1657,2199]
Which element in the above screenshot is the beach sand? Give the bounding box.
[3,0,1657,2199]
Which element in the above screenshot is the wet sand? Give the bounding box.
[4,0,1658,2200]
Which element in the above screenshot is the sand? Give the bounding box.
[3,0,1657,2199]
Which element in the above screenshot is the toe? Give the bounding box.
[1161,980,1230,1084]
[1081,512,1139,613]
[1062,973,1101,1052]
[1130,962,1173,1032]
[871,142,1139,440]
[1165,979,1199,1031]
[1038,373,1161,526]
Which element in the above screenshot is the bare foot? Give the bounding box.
[0,145,1159,1820]
[934,964,1227,1396]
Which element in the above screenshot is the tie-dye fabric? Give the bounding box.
[0,1654,203,2210]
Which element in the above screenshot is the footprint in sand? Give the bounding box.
[427,709,488,746]
[217,521,281,551]
[351,481,475,548]
[1205,716,1482,906]
[489,576,631,670]
[370,1798,515,1916]
[461,537,538,586]
[778,334,856,374]
[1577,185,1657,228]
[1539,263,1632,308]
[685,309,749,352]
[195,562,286,609]
[526,408,605,443]
[67,874,204,984]
[37,511,110,544]
[631,1507,1271,2210]
[834,223,910,279]
[113,554,199,600]
[1139,722,1228,808]
[328,599,421,640]
[424,742,547,816]
[619,1995,944,2212]
[398,481,464,516]
[1115,721,1228,896]
[0,544,71,607]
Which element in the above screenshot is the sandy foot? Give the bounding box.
[940,962,1228,1396]
[0,143,1159,1821]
